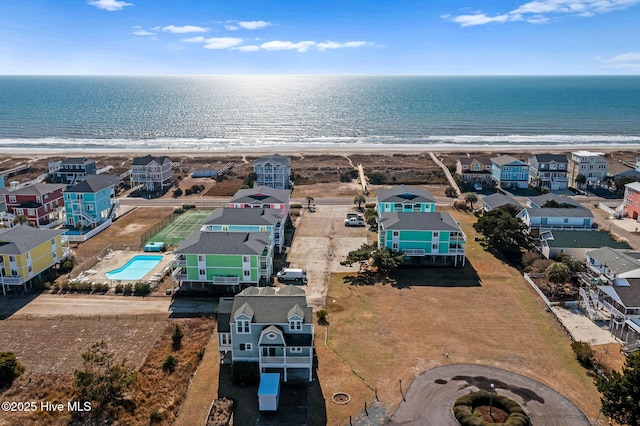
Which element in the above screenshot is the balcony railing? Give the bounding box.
[259,354,312,366]
[0,276,25,285]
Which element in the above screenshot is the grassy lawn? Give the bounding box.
[317,208,601,425]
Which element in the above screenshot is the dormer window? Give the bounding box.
[236,319,250,334]
[289,319,302,331]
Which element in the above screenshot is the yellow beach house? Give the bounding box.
[0,225,67,296]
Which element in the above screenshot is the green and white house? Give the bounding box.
[172,231,273,289]
[376,185,466,266]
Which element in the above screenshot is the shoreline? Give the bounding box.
[0,143,636,158]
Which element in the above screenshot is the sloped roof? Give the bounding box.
[613,279,640,308]
[0,225,64,254]
[61,157,95,165]
[8,183,65,196]
[175,231,271,255]
[255,154,290,166]
[626,182,640,192]
[203,207,282,226]
[230,286,312,324]
[527,193,584,209]
[132,155,171,166]
[587,247,640,275]
[529,154,568,164]
[525,207,594,218]
[234,302,254,319]
[378,212,462,232]
[376,185,435,204]
[230,186,290,205]
[457,157,491,166]
[491,155,527,167]
[482,193,523,211]
[66,175,119,193]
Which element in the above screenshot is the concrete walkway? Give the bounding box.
[386,364,590,426]
[174,332,220,426]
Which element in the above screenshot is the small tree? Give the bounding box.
[0,352,24,389]
[445,186,457,198]
[596,350,640,425]
[570,341,595,369]
[73,341,136,416]
[316,310,328,326]
[354,194,366,210]
[464,193,478,209]
[340,243,376,267]
[172,324,184,351]
[162,355,178,373]
[546,262,571,285]
[473,205,533,266]
[371,247,405,275]
[364,208,378,229]
[306,196,314,210]
[575,174,587,189]
[173,188,183,198]
[12,215,29,226]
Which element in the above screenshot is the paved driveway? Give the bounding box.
[386,364,590,426]
[286,205,369,308]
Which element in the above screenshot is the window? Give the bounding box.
[392,231,399,237]
[220,334,231,345]
[243,256,249,262]
[432,244,438,250]
[236,319,250,334]
[87,204,94,211]
[392,243,399,250]
[563,218,569,223]
[198,255,204,262]
[222,225,229,231]
[239,343,252,351]
[36,196,41,203]
[289,319,302,331]
[27,209,35,216]
[502,174,508,180]
[433,232,439,237]
[9,195,16,203]
[290,347,303,353]
[243,270,251,277]
[9,256,15,262]
[199,269,205,275]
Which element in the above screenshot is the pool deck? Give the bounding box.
[85,250,174,286]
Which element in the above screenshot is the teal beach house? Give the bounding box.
[64,175,119,228]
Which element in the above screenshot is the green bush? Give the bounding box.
[123,283,133,296]
[60,259,74,273]
[290,203,303,209]
[368,172,387,185]
[172,324,184,351]
[114,283,124,294]
[571,341,595,369]
[162,355,178,373]
[92,283,109,294]
[134,282,151,296]
[453,390,529,426]
[0,352,25,389]
[150,409,166,423]
[173,188,183,198]
[364,202,376,209]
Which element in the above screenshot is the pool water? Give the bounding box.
[105,255,163,281]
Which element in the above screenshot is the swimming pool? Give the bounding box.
[105,255,163,281]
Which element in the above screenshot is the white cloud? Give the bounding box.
[133,29,155,36]
[162,25,209,34]
[182,36,205,43]
[225,24,239,31]
[234,45,260,52]
[600,52,640,69]
[204,37,244,49]
[316,41,370,50]
[447,0,640,26]
[87,0,132,11]
[260,40,315,52]
[237,20,272,30]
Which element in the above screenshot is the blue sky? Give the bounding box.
[1,0,639,75]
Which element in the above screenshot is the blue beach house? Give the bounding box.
[491,155,530,189]
[64,175,119,229]
[375,185,436,214]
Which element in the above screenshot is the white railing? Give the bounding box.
[403,249,426,256]
[0,277,24,285]
[212,276,240,285]
[579,287,598,320]
[65,219,113,242]
[260,354,312,366]
[599,298,626,320]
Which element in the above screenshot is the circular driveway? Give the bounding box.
[386,364,590,425]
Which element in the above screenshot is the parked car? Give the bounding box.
[474,183,483,191]
[346,213,363,219]
[276,268,307,283]
[344,217,365,227]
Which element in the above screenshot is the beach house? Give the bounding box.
[0,225,66,296]
[490,155,530,189]
[229,186,291,219]
[527,154,569,190]
[50,157,97,185]
[253,154,291,189]
[4,183,66,228]
[377,212,466,266]
[217,285,314,382]
[517,207,594,234]
[482,193,523,212]
[539,230,629,261]
[172,231,273,289]
[130,155,172,192]
[63,175,120,240]
[568,151,608,189]
[623,182,640,220]
[200,207,285,253]
[375,185,436,213]
[455,157,493,184]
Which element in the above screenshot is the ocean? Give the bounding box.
[0,75,639,152]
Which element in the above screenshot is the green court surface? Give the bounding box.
[148,210,212,245]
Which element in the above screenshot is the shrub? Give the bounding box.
[183,204,196,210]
[364,202,376,209]
[453,390,529,426]
[134,281,150,296]
[453,200,469,211]
[316,310,329,325]
[172,324,184,351]
[368,172,387,185]
[162,355,178,373]
[150,409,166,423]
[445,186,457,198]
[114,283,124,294]
[172,188,183,198]
[571,341,595,369]
[185,188,193,196]
[60,259,74,273]
[123,283,133,296]
[0,352,25,389]
[290,203,303,209]
[92,283,109,294]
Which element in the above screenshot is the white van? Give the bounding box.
[276,268,307,283]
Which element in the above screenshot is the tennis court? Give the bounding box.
[148,209,213,246]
